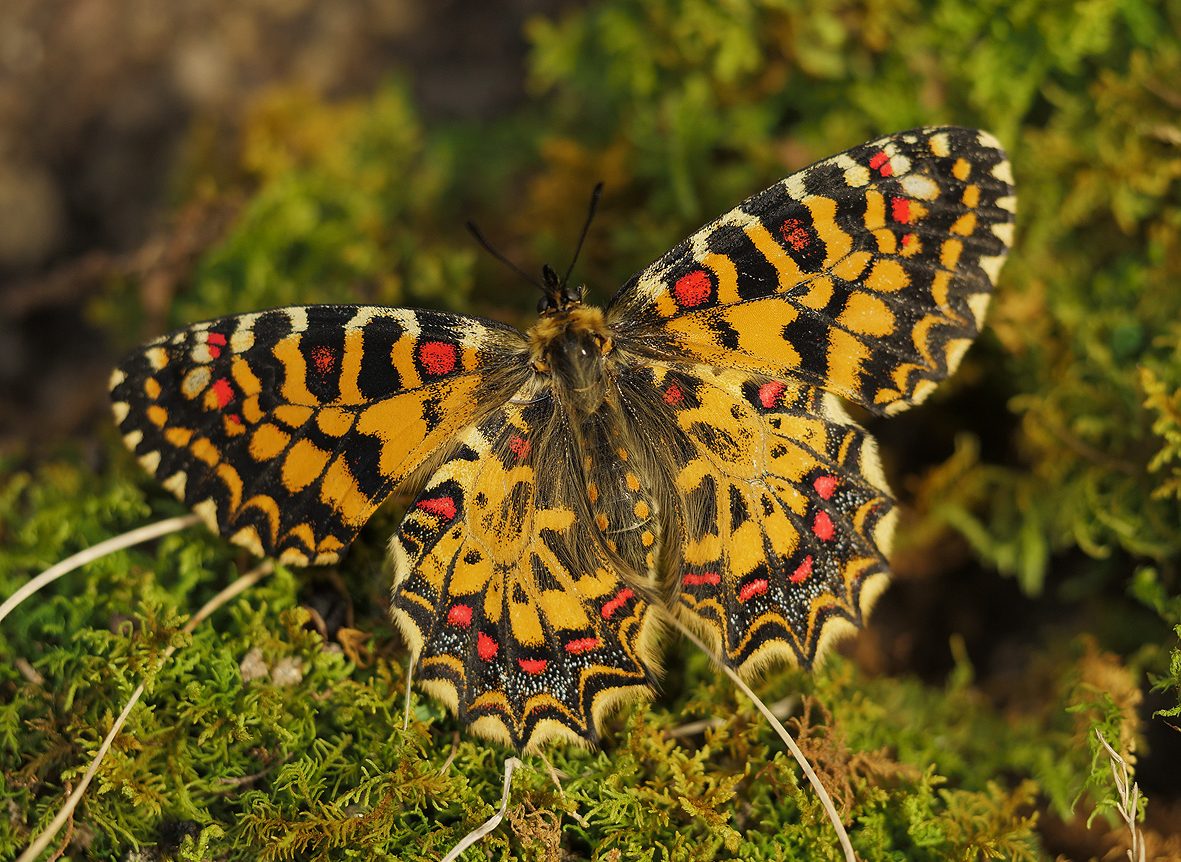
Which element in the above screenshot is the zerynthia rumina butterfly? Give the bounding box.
[112,127,1015,751]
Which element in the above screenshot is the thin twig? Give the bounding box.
[437,731,461,776]
[404,654,415,730]
[0,514,202,626]
[665,615,857,862]
[439,756,523,862]
[17,561,273,862]
[540,753,589,828]
[1094,728,1146,862]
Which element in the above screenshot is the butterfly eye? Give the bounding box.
[561,285,584,305]
[537,294,557,314]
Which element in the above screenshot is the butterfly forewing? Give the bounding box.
[607,126,1016,415]
[111,305,528,565]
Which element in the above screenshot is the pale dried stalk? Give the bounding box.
[439,756,523,862]
[1094,728,1146,862]
[667,614,857,862]
[17,561,274,862]
[0,514,201,626]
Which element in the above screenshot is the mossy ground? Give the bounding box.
[3,0,1181,859]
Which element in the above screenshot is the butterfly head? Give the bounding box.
[537,264,586,315]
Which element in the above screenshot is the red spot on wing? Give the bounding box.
[738,579,768,603]
[812,511,835,541]
[227,413,243,427]
[418,341,458,376]
[663,382,684,406]
[902,232,917,249]
[790,555,813,584]
[673,270,712,307]
[207,332,226,359]
[779,218,812,251]
[310,345,336,375]
[890,196,911,224]
[212,377,234,408]
[518,658,548,674]
[508,435,531,459]
[869,150,893,176]
[447,604,473,627]
[683,571,721,587]
[416,496,458,521]
[477,632,498,661]
[600,588,634,619]
[758,381,786,409]
[813,475,838,499]
[207,332,227,346]
[564,637,599,655]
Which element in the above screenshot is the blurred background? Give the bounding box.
[0,0,560,447]
[2,0,1181,859]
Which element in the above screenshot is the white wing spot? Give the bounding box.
[976,130,1003,151]
[967,291,992,327]
[230,328,256,353]
[146,347,168,370]
[928,132,951,157]
[992,222,1015,246]
[162,471,188,498]
[992,159,1014,186]
[193,498,220,531]
[900,174,940,201]
[139,450,161,474]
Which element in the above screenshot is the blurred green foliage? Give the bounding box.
[3,0,1180,858]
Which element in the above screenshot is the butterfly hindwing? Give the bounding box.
[616,362,894,673]
[389,391,659,750]
[110,305,528,564]
[607,126,1015,415]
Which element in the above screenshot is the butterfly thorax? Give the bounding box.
[527,301,616,415]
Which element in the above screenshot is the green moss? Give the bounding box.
[175,86,476,324]
[5,0,1180,857]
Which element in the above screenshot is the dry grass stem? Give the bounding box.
[666,614,857,862]
[0,513,201,626]
[440,756,523,862]
[17,560,273,862]
[1094,728,1145,862]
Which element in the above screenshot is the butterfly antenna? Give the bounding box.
[466,221,544,292]
[561,181,604,288]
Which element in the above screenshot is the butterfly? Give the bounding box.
[111,127,1015,751]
